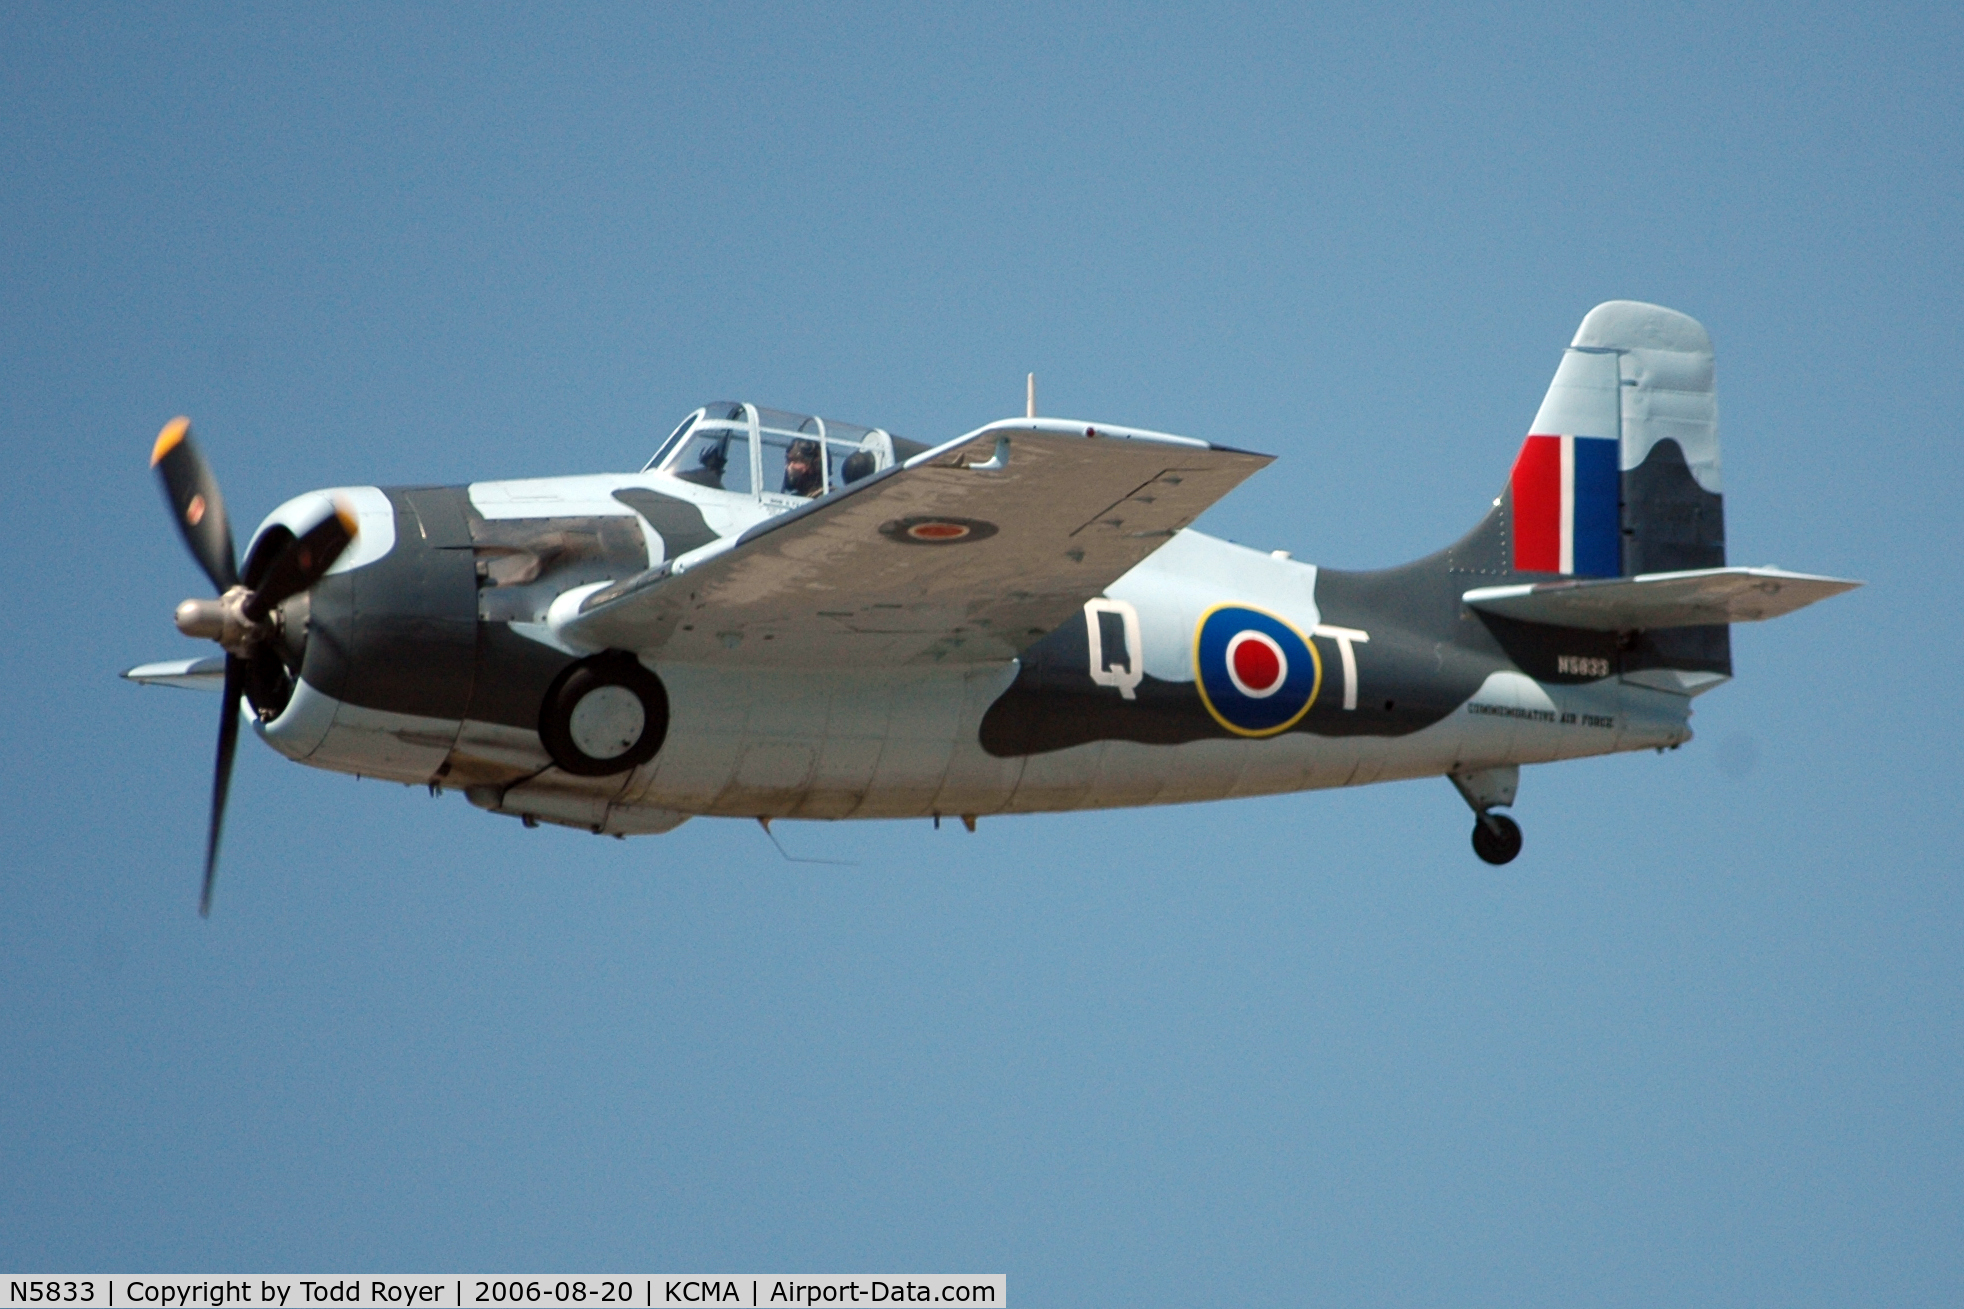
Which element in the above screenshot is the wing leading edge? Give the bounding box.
[124,655,229,690]
[556,419,1272,666]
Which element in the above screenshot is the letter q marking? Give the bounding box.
[1084,597,1144,700]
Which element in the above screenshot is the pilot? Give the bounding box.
[782,438,824,497]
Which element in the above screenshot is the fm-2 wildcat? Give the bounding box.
[132,301,1858,913]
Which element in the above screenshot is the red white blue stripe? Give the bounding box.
[1511,434,1621,577]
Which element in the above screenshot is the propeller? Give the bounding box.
[150,417,358,916]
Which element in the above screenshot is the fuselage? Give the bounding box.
[244,462,1695,837]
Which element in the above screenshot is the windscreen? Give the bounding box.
[670,421,752,494]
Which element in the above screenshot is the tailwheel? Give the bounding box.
[1471,812,1523,865]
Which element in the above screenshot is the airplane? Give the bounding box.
[129,300,1859,914]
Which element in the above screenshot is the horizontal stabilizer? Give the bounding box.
[1463,567,1860,631]
[124,656,227,690]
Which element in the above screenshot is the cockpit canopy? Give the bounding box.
[646,402,926,500]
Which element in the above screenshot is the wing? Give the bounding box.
[124,655,229,690]
[1462,566,1862,631]
[558,419,1271,666]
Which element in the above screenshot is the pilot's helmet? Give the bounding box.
[784,438,823,495]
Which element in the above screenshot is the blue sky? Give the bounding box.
[3,4,1959,1303]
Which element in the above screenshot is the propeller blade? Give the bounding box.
[201,654,244,917]
[151,417,239,593]
[242,501,359,621]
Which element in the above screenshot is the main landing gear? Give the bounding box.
[539,651,670,777]
[1450,764,1523,866]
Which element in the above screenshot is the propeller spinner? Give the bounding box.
[150,417,358,915]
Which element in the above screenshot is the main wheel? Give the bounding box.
[1471,812,1523,865]
[539,652,669,777]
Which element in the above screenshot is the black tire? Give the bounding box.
[538,652,669,777]
[1471,813,1523,865]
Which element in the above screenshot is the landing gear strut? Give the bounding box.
[1449,764,1523,866]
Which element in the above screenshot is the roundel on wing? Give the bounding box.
[877,515,1000,545]
[1193,604,1321,737]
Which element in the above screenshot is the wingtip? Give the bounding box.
[152,416,191,467]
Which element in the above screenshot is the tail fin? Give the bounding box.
[1493,301,1731,684]
[1320,302,1851,702]
[1311,302,1853,711]
[1509,300,1723,580]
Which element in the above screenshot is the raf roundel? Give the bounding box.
[878,515,1001,546]
[1193,604,1321,736]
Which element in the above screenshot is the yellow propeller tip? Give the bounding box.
[333,499,360,539]
[151,416,191,466]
